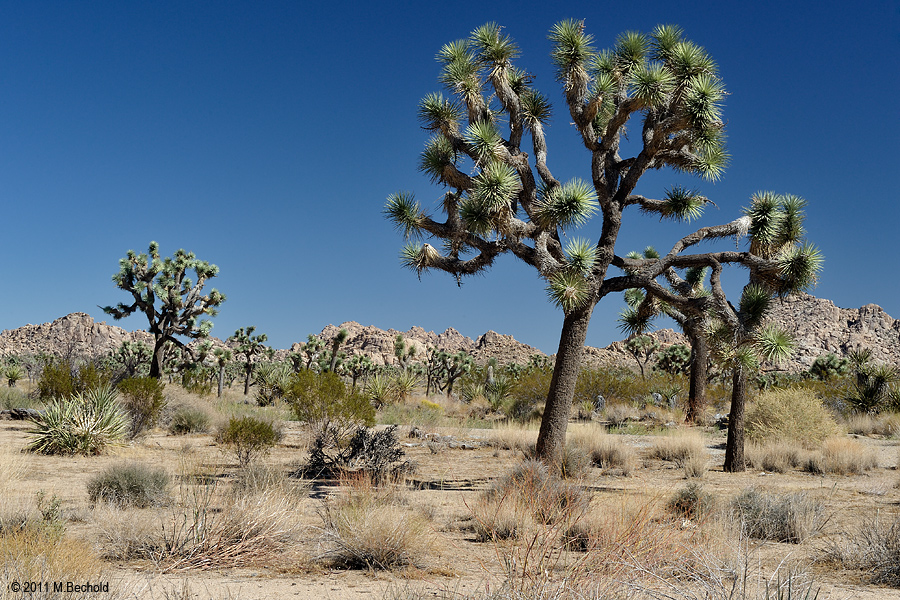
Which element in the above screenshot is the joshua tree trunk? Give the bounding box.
[724,365,748,472]
[150,339,166,379]
[535,304,594,464]
[685,330,709,424]
[217,367,225,398]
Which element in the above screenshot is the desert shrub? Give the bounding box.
[36,359,111,401]
[603,402,638,428]
[506,368,552,421]
[0,387,40,410]
[87,462,169,507]
[180,365,214,397]
[168,404,211,434]
[319,475,432,569]
[650,430,707,464]
[731,488,825,543]
[302,425,411,482]
[215,416,282,467]
[117,376,167,438]
[808,352,850,381]
[746,388,840,448]
[745,441,805,473]
[558,444,591,479]
[803,437,878,475]
[668,482,716,521]
[567,426,636,475]
[485,460,589,525]
[26,385,128,455]
[365,372,396,408]
[285,370,374,433]
[820,513,900,587]
[489,424,537,456]
[96,460,302,571]
[845,411,900,437]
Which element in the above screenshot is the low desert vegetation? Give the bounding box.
[87,462,170,507]
[803,437,879,475]
[731,488,826,544]
[26,385,128,455]
[215,415,283,467]
[318,474,433,570]
[745,388,840,448]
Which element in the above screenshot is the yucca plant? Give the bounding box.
[365,372,396,409]
[26,385,128,455]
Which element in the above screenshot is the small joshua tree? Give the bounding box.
[229,326,268,395]
[623,335,659,380]
[102,242,225,379]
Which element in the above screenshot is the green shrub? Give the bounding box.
[87,462,170,507]
[746,388,839,448]
[117,376,167,438]
[168,404,211,434]
[26,385,128,455]
[668,482,715,521]
[0,386,41,410]
[285,370,375,433]
[732,488,825,544]
[507,368,552,421]
[215,416,283,466]
[36,359,111,401]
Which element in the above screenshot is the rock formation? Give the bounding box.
[1,293,898,373]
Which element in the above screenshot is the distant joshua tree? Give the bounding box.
[102,242,225,379]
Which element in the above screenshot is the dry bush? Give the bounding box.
[557,444,591,479]
[820,513,900,587]
[318,474,434,569]
[731,488,826,544]
[746,388,839,448]
[803,437,879,475]
[667,482,717,521]
[472,460,590,543]
[0,526,124,600]
[745,440,806,473]
[845,411,900,437]
[96,459,304,571]
[681,452,708,478]
[568,425,637,475]
[87,462,170,507]
[488,423,537,456]
[649,430,707,465]
[0,444,25,494]
[603,402,638,428]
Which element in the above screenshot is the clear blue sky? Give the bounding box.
[1,1,897,354]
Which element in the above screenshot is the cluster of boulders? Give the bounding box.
[1,293,897,373]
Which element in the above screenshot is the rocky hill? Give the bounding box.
[1,293,897,372]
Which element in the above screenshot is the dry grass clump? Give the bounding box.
[803,437,879,475]
[96,458,304,571]
[845,411,900,437]
[820,513,900,587]
[472,460,590,542]
[318,474,434,569]
[603,402,638,428]
[649,430,707,466]
[87,462,170,507]
[0,526,121,600]
[667,483,717,521]
[567,425,637,475]
[731,488,826,544]
[745,440,806,473]
[489,423,537,456]
[746,388,839,448]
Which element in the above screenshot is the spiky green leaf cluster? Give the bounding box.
[470,161,521,212]
[27,385,128,455]
[549,19,595,83]
[464,120,502,164]
[753,324,794,364]
[563,238,597,275]
[419,135,457,184]
[534,179,599,229]
[546,270,591,313]
[384,192,424,239]
[658,186,707,222]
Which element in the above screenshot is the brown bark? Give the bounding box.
[723,365,748,472]
[149,339,166,379]
[685,330,708,424]
[535,304,594,465]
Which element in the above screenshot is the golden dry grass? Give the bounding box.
[804,437,880,475]
[746,388,840,448]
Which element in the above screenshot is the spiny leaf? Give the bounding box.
[564,237,598,275]
[776,242,823,293]
[471,161,521,211]
[546,271,591,313]
[739,284,772,329]
[464,120,502,164]
[418,135,457,184]
[533,179,599,229]
[384,192,425,239]
[754,323,795,364]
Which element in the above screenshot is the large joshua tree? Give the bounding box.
[385,22,818,463]
[103,242,225,379]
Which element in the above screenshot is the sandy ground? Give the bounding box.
[3,413,900,600]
